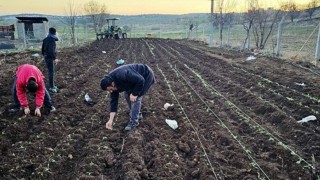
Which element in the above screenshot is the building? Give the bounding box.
[16,16,49,42]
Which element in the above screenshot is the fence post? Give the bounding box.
[245,28,250,50]
[22,24,26,48]
[226,26,230,46]
[209,23,214,47]
[186,28,188,39]
[315,22,320,61]
[202,26,204,39]
[276,16,285,57]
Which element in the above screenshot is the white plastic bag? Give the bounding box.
[164,103,174,110]
[246,55,256,61]
[294,82,306,87]
[297,115,317,123]
[165,119,178,130]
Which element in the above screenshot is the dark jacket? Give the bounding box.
[109,64,155,112]
[41,36,57,59]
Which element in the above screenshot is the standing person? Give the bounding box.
[9,64,56,116]
[41,27,60,93]
[100,64,155,131]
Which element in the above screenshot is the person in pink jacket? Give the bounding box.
[9,64,56,116]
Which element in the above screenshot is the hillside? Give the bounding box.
[0,13,209,28]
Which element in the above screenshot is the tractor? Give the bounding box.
[96,18,126,40]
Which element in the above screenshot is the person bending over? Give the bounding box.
[9,64,56,116]
[100,63,155,131]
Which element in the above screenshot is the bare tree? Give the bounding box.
[281,0,299,22]
[306,0,319,19]
[84,0,109,33]
[253,9,281,49]
[64,0,79,45]
[215,0,235,47]
[243,0,282,50]
[242,0,260,50]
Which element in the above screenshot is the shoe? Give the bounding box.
[53,85,59,90]
[124,121,139,131]
[9,107,20,113]
[50,106,56,112]
[49,88,57,93]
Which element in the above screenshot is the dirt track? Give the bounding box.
[1,38,320,179]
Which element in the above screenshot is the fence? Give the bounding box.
[157,22,319,66]
[114,21,319,66]
[1,20,319,67]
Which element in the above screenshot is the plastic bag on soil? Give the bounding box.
[297,115,317,123]
[84,93,95,106]
[165,119,178,130]
[116,59,125,65]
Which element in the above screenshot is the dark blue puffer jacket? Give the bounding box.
[108,64,155,112]
[41,34,57,59]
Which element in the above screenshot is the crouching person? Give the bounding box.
[9,64,56,116]
[100,63,155,131]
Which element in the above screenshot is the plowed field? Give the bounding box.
[1,38,320,179]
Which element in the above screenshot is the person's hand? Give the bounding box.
[106,120,113,130]
[35,107,41,117]
[24,107,30,115]
[130,94,137,102]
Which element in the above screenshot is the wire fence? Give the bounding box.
[195,24,318,64]
[118,21,320,66]
[1,21,319,67]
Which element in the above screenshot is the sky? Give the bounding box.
[0,0,307,16]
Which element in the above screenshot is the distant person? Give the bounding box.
[189,24,194,31]
[109,26,115,39]
[41,27,60,93]
[110,26,114,33]
[188,24,194,38]
[100,64,155,131]
[9,64,56,116]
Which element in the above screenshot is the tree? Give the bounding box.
[243,0,282,50]
[306,0,319,19]
[215,0,235,47]
[281,0,299,22]
[241,0,257,49]
[84,0,109,33]
[64,0,79,45]
[253,8,282,49]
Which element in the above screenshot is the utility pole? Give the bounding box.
[315,22,320,63]
[209,0,214,47]
[276,16,286,57]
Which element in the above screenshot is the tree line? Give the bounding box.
[207,0,320,50]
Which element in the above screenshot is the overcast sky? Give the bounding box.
[0,0,306,16]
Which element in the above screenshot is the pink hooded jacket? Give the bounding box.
[16,64,45,108]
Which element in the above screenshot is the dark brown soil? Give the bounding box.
[1,38,320,179]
